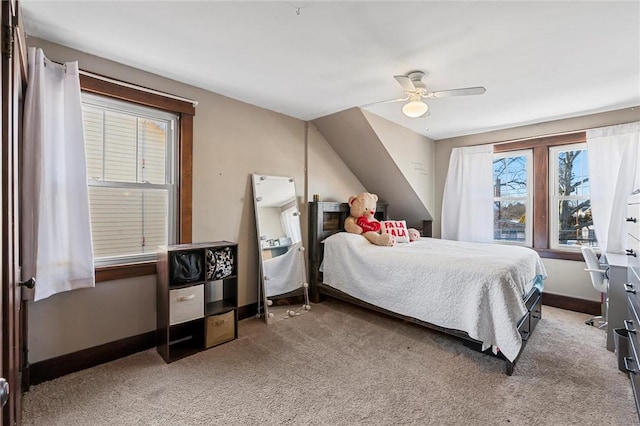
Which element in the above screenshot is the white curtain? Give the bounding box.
[441,144,495,242]
[587,121,640,254]
[280,205,301,244]
[22,48,95,301]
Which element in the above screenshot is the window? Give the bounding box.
[493,132,593,261]
[82,93,178,266]
[549,143,595,250]
[79,73,195,281]
[493,150,533,246]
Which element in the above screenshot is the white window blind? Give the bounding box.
[82,93,177,265]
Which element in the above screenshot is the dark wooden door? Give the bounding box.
[1,1,27,424]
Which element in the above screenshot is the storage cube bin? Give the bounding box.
[206,310,235,348]
[169,284,205,325]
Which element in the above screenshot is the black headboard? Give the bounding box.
[307,201,387,302]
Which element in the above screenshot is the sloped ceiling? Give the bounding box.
[313,109,432,228]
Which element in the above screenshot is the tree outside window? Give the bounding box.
[492,132,590,261]
[551,144,596,249]
[493,150,532,246]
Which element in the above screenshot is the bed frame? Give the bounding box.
[308,201,542,376]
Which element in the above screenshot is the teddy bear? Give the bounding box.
[408,228,421,242]
[344,192,395,246]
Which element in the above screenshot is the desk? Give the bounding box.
[605,252,629,352]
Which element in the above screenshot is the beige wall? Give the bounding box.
[434,107,640,302]
[29,276,157,362]
[363,111,436,217]
[312,108,432,227]
[25,38,637,364]
[306,122,367,202]
[26,38,364,363]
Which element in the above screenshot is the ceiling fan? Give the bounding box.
[367,71,486,118]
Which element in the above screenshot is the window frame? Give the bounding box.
[493,149,534,247]
[80,74,195,281]
[548,142,593,251]
[494,132,586,261]
[83,93,179,266]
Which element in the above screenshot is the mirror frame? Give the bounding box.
[251,174,310,323]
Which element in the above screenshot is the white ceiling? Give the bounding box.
[20,1,640,140]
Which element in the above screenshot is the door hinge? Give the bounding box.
[2,20,14,58]
[0,378,8,408]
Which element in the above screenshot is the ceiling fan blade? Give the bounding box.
[361,96,409,108]
[427,86,486,99]
[394,75,416,92]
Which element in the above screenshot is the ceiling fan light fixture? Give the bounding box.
[402,100,429,118]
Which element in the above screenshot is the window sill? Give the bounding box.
[534,248,584,261]
[95,261,156,283]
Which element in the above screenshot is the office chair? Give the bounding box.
[581,246,609,329]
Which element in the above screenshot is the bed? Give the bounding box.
[308,201,547,375]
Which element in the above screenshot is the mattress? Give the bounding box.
[321,233,547,361]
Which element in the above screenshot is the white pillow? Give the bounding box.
[380,220,410,243]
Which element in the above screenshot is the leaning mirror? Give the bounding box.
[252,174,310,323]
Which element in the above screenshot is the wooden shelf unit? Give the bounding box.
[156,241,238,363]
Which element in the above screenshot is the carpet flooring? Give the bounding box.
[22,299,638,425]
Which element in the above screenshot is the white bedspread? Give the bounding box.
[322,233,547,362]
[264,242,305,297]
